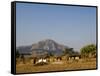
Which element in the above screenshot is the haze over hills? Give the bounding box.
[17,39,77,56]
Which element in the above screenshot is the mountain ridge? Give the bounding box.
[16,39,70,56]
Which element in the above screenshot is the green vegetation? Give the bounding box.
[16,50,20,58]
[80,44,96,58]
[63,48,79,56]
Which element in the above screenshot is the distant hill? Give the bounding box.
[31,39,68,51]
[16,45,32,54]
[16,39,77,56]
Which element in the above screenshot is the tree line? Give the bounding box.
[63,44,96,58]
[16,44,96,60]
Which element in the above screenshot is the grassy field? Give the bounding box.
[16,58,96,74]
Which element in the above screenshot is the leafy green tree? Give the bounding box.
[80,44,96,58]
[64,48,77,56]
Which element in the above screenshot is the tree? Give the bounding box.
[21,54,25,64]
[49,52,54,57]
[63,48,77,56]
[80,44,96,58]
[16,50,20,58]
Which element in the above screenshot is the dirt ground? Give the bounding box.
[16,58,97,74]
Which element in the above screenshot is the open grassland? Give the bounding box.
[16,58,96,73]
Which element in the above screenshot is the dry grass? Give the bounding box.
[16,58,96,74]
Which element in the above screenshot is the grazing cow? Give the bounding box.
[56,57,62,61]
[68,54,81,61]
[53,56,62,62]
[33,57,48,65]
[43,59,47,62]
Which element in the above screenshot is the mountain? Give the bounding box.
[16,45,32,54]
[31,39,68,51]
[17,39,69,56]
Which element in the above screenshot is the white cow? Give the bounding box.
[37,58,47,63]
[38,59,42,63]
[43,59,47,62]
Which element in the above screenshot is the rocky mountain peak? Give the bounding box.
[17,39,69,55]
[31,39,66,51]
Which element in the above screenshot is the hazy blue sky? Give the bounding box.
[16,3,96,51]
